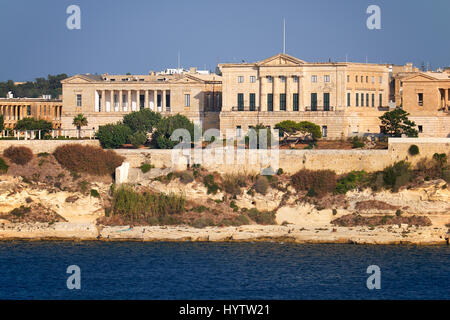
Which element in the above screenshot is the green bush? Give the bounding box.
[53,144,124,176]
[15,118,53,134]
[190,217,215,229]
[381,161,412,191]
[204,174,220,194]
[128,131,147,148]
[3,146,33,165]
[335,171,369,194]
[351,136,365,149]
[0,157,9,173]
[140,163,154,173]
[151,114,196,149]
[90,189,100,198]
[254,176,269,195]
[442,170,450,183]
[96,123,132,149]
[247,208,276,225]
[408,145,420,156]
[233,214,250,226]
[123,109,162,133]
[291,169,337,197]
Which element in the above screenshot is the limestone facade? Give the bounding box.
[218,54,391,138]
[0,98,63,129]
[61,72,222,132]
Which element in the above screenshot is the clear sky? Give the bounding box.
[0,0,448,81]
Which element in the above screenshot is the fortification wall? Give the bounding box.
[0,139,100,154]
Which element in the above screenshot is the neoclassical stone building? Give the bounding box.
[391,69,450,137]
[59,53,449,139]
[0,98,63,129]
[218,53,391,138]
[61,70,222,132]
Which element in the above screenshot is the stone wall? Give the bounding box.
[0,139,100,154]
[116,138,450,175]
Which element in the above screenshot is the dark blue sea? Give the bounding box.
[0,241,448,300]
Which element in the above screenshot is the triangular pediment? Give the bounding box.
[170,74,204,84]
[61,74,100,84]
[402,73,438,82]
[257,53,306,66]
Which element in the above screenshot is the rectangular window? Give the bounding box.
[267,94,273,111]
[236,125,242,138]
[361,93,364,107]
[311,93,317,111]
[165,94,170,111]
[379,76,383,84]
[76,94,82,107]
[249,93,256,111]
[311,75,317,83]
[355,75,358,82]
[250,76,256,83]
[184,94,190,107]
[347,75,350,83]
[267,76,273,83]
[322,126,328,138]
[418,93,423,106]
[293,76,299,83]
[324,93,330,111]
[280,76,286,83]
[324,75,330,83]
[372,93,375,107]
[372,76,375,83]
[238,76,244,83]
[366,93,369,107]
[379,93,382,107]
[366,76,368,83]
[280,94,286,111]
[27,105,31,116]
[293,93,299,111]
[418,125,423,133]
[347,93,351,107]
[356,93,359,107]
[361,76,364,82]
[237,93,244,111]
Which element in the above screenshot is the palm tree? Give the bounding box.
[72,113,88,139]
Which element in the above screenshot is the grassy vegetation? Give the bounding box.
[291,169,337,197]
[203,174,220,195]
[109,185,185,224]
[335,171,369,194]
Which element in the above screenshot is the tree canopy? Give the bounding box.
[123,109,162,133]
[379,108,418,137]
[151,114,196,149]
[14,118,53,134]
[275,120,322,144]
[0,74,68,99]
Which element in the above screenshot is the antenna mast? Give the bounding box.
[283,18,286,54]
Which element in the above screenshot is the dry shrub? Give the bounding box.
[254,176,269,195]
[291,169,337,197]
[332,214,431,227]
[53,144,124,176]
[3,146,33,165]
[222,173,248,196]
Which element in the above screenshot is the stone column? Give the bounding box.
[127,90,132,112]
[110,90,114,112]
[162,90,166,112]
[299,76,304,111]
[273,77,278,112]
[286,77,291,111]
[101,90,106,112]
[145,90,149,109]
[136,89,140,110]
[118,89,123,111]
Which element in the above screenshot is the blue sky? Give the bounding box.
[0,0,449,81]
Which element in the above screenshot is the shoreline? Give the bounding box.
[0,223,448,245]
